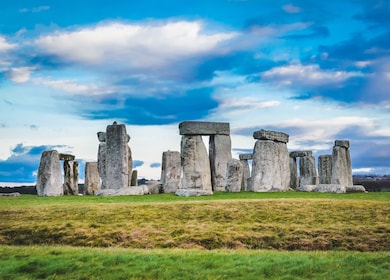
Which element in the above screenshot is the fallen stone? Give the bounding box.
[346,185,367,193]
[296,185,315,192]
[179,121,230,135]
[225,159,243,192]
[0,192,21,197]
[253,129,289,143]
[313,184,347,194]
[146,180,162,194]
[98,187,145,196]
[36,150,63,196]
[175,189,213,197]
[239,154,253,160]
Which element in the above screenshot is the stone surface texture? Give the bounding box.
[175,189,213,197]
[299,155,319,186]
[98,187,145,196]
[180,135,212,192]
[97,142,107,189]
[289,151,312,158]
[253,129,289,143]
[240,158,251,191]
[130,170,138,186]
[289,156,299,189]
[106,123,129,189]
[84,162,100,195]
[314,184,347,194]
[63,160,79,195]
[251,139,290,192]
[331,140,353,186]
[239,154,253,160]
[179,121,230,135]
[209,135,232,191]
[160,151,181,193]
[225,159,243,192]
[59,153,75,161]
[318,155,332,184]
[36,150,63,196]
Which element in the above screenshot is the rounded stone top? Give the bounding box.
[97,132,106,142]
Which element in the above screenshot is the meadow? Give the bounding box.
[1,191,389,279]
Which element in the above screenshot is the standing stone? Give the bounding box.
[97,142,107,189]
[180,135,212,191]
[225,159,243,192]
[127,134,133,187]
[161,151,181,193]
[289,156,299,189]
[36,150,63,196]
[299,154,319,186]
[251,130,290,192]
[331,140,353,186]
[209,135,232,191]
[318,155,332,184]
[239,154,252,191]
[106,123,129,189]
[84,162,100,195]
[63,160,79,195]
[131,170,138,186]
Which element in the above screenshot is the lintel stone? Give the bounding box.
[239,153,253,160]
[335,140,350,149]
[253,129,289,143]
[59,153,75,161]
[179,121,230,135]
[289,151,312,158]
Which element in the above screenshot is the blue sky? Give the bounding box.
[1,0,390,183]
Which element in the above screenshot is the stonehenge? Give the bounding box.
[33,121,364,196]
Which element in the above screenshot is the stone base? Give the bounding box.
[175,189,213,197]
[98,186,146,196]
[297,184,367,194]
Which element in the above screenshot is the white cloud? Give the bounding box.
[0,36,16,52]
[262,63,364,86]
[218,97,280,113]
[7,67,35,83]
[282,4,301,14]
[32,77,111,94]
[20,6,50,13]
[34,21,238,69]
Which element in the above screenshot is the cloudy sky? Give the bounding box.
[1,0,390,183]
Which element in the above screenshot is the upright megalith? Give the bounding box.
[179,135,212,193]
[251,130,290,192]
[60,153,78,195]
[178,121,231,195]
[225,158,243,192]
[105,122,129,189]
[318,155,332,184]
[97,132,107,189]
[209,135,232,191]
[331,140,353,186]
[84,162,100,195]
[239,153,252,191]
[160,151,181,193]
[289,155,299,189]
[131,170,138,186]
[36,150,63,196]
[299,152,318,186]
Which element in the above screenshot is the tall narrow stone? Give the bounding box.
[161,151,181,193]
[63,160,79,195]
[299,154,319,186]
[289,156,299,189]
[239,154,252,191]
[106,123,129,189]
[84,162,100,195]
[251,130,290,192]
[209,135,232,191]
[331,140,353,186]
[180,135,212,191]
[318,155,332,184]
[36,150,63,196]
[131,170,138,186]
[97,142,107,189]
[127,134,133,187]
[225,159,243,192]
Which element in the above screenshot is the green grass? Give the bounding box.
[1,245,389,280]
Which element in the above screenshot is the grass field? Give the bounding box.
[1,191,389,279]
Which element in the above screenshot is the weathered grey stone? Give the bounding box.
[160,151,181,193]
[130,170,138,186]
[246,177,252,192]
[296,184,315,192]
[98,187,145,196]
[97,132,106,142]
[313,184,346,194]
[299,155,319,186]
[145,180,162,194]
[289,156,299,189]
[335,140,350,149]
[127,145,133,186]
[179,121,230,135]
[225,159,243,192]
[97,142,107,189]
[331,140,353,186]
[63,160,79,195]
[253,129,289,143]
[239,154,253,160]
[84,162,100,195]
[106,123,129,189]
[346,185,367,193]
[0,192,21,197]
[36,150,63,196]
[240,159,250,191]
[289,151,312,158]
[59,153,75,161]
[318,155,332,184]
[251,140,290,192]
[180,135,212,191]
[175,189,213,197]
[209,135,232,191]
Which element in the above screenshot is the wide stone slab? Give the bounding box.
[253,129,289,143]
[335,140,350,148]
[289,151,312,158]
[98,186,146,196]
[59,153,75,161]
[239,153,253,160]
[179,121,230,135]
[175,189,213,197]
